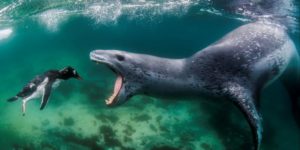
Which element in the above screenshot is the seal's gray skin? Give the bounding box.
[90,21,297,150]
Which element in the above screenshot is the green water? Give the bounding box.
[0,1,299,150]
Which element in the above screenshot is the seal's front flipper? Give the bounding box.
[226,83,262,150]
[40,81,53,110]
[281,54,300,127]
[283,79,300,126]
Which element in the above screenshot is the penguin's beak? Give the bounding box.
[76,75,83,80]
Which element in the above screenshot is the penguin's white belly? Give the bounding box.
[52,80,61,88]
[23,78,49,102]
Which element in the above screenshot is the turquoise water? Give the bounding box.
[0,0,300,150]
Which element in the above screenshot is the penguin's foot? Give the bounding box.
[22,102,26,116]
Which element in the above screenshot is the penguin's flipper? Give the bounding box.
[40,81,53,110]
[225,82,262,150]
[7,96,19,102]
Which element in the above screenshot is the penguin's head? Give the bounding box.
[59,66,82,80]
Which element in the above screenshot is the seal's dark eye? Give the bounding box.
[116,54,125,61]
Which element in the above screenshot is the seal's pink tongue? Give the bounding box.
[114,75,122,94]
[106,75,123,105]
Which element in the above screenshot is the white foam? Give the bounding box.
[199,8,222,16]
[84,0,197,24]
[0,28,13,41]
[38,9,69,31]
[1,0,297,32]
[0,0,24,23]
[35,0,197,29]
[84,1,122,24]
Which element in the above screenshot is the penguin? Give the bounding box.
[7,66,82,115]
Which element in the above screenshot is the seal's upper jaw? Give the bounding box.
[90,51,109,65]
[89,50,126,106]
[90,50,120,73]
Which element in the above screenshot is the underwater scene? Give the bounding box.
[0,0,300,150]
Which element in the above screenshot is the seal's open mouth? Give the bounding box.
[98,64,124,106]
[90,52,124,106]
[105,70,123,105]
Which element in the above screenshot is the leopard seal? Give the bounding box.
[90,20,299,150]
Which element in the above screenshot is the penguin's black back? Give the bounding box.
[17,70,60,98]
